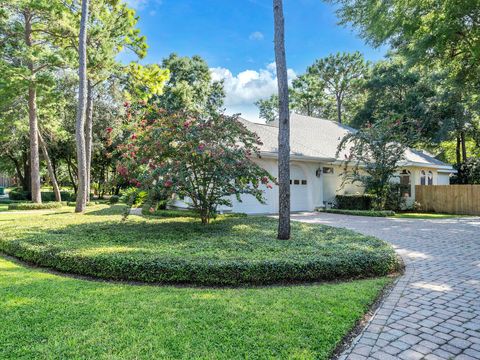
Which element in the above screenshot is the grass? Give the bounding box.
[0,256,391,359]
[0,204,8,212]
[393,212,470,219]
[0,205,398,285]
[321,209,396,217]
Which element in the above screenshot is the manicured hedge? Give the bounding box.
[8,202,63,211]
[8,188,75,202]
[335,194,375,210]
[323,209,395,217]
[0,206,399,286]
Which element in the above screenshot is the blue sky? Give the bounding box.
[125,0,388,121]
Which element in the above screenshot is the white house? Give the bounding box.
[176,113,455,214]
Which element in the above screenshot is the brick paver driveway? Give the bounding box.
[292,213,480,360]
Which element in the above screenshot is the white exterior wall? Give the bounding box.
[222,158,324,214]
[437,172,451,185]
[170,158,453,214]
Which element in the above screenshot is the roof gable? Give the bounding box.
[239,113,453,169]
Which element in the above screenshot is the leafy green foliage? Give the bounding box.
[108,195,120,204]
[338,119,416,209]
[335,194,374,210]
[0,256,390,360]
[255,94,279,123]
[0,205,398,286]
[332,0,480,86]
[307,51,369,123]
[8,202,62,210]
[457,157,480,184]
[322,209,396,217]
[156,53,225,115]
[351,60,438,138]
[118,106,275,224]
[255,53,368,124]
[8,188,75,202]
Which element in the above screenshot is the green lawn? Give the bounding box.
[0,256,390,359]
[0,204,7,212]
[0,205,397,285]
[393,212,469,219]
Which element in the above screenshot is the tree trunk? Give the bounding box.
[24,11,42,203]
[38,132,62,202]
[460,131,467,163]
[85,79,94,203]
[336,94,342,124]
[273,0,291,240]
[7,153,25,189]
[456,135,462,168]
[23,150,31,192]
[66,155,78,194]
[75,0,90,213]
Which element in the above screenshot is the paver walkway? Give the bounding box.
[292,213,480,360]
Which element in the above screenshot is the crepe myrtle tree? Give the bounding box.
[117,104,275,224]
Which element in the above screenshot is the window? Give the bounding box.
[323,167,334,174]
[420,170,426,185]
[428,171,434,185]
[301,180,307,185]
[293,179,300,185]
[399,170,412,197]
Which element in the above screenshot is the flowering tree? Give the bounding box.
[118,104,275,224]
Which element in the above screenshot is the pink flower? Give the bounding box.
[266,184,273,189]
[149,207,155,213]
[198,144,205,151]
[123,101,130,107]
[164,180,173,188]
[261,176,269,184]
[131,133,137,140]
[106,127,113,133]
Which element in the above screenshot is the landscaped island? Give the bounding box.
[0,204,398,286]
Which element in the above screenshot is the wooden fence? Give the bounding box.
[415,185,480,215]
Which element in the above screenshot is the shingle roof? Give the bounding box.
[240,113,453,169]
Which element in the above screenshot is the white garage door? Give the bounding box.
[230,184,277,214]
[290,165,309,212]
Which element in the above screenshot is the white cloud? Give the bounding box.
[211,63,296,122]
[249,31,264,41]
[124,0,149,9]
[125,0,162,10]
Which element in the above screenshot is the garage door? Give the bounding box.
[230,184,277,214]
[290,165,309,212]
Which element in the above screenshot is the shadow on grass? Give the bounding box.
[84,204,128,216]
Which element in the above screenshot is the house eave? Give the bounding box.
[329,159,455,171]
[259,151,336,163]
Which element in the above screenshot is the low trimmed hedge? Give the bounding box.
[322,209,395,217]
[8,188,75,202]
[0,205,399,286]
[8,202,63,211]
[335,194,375,210]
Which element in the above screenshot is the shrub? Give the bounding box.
[8,188,75,202]
[8,188,29,201]
[119,188,148,207]
[109,195,120,204]
[335,194,374,210]
[41,191,76,202]
[384,184,408,211]
[8,202,63,211]
[0,211,399,286]
[322,209,395,217]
